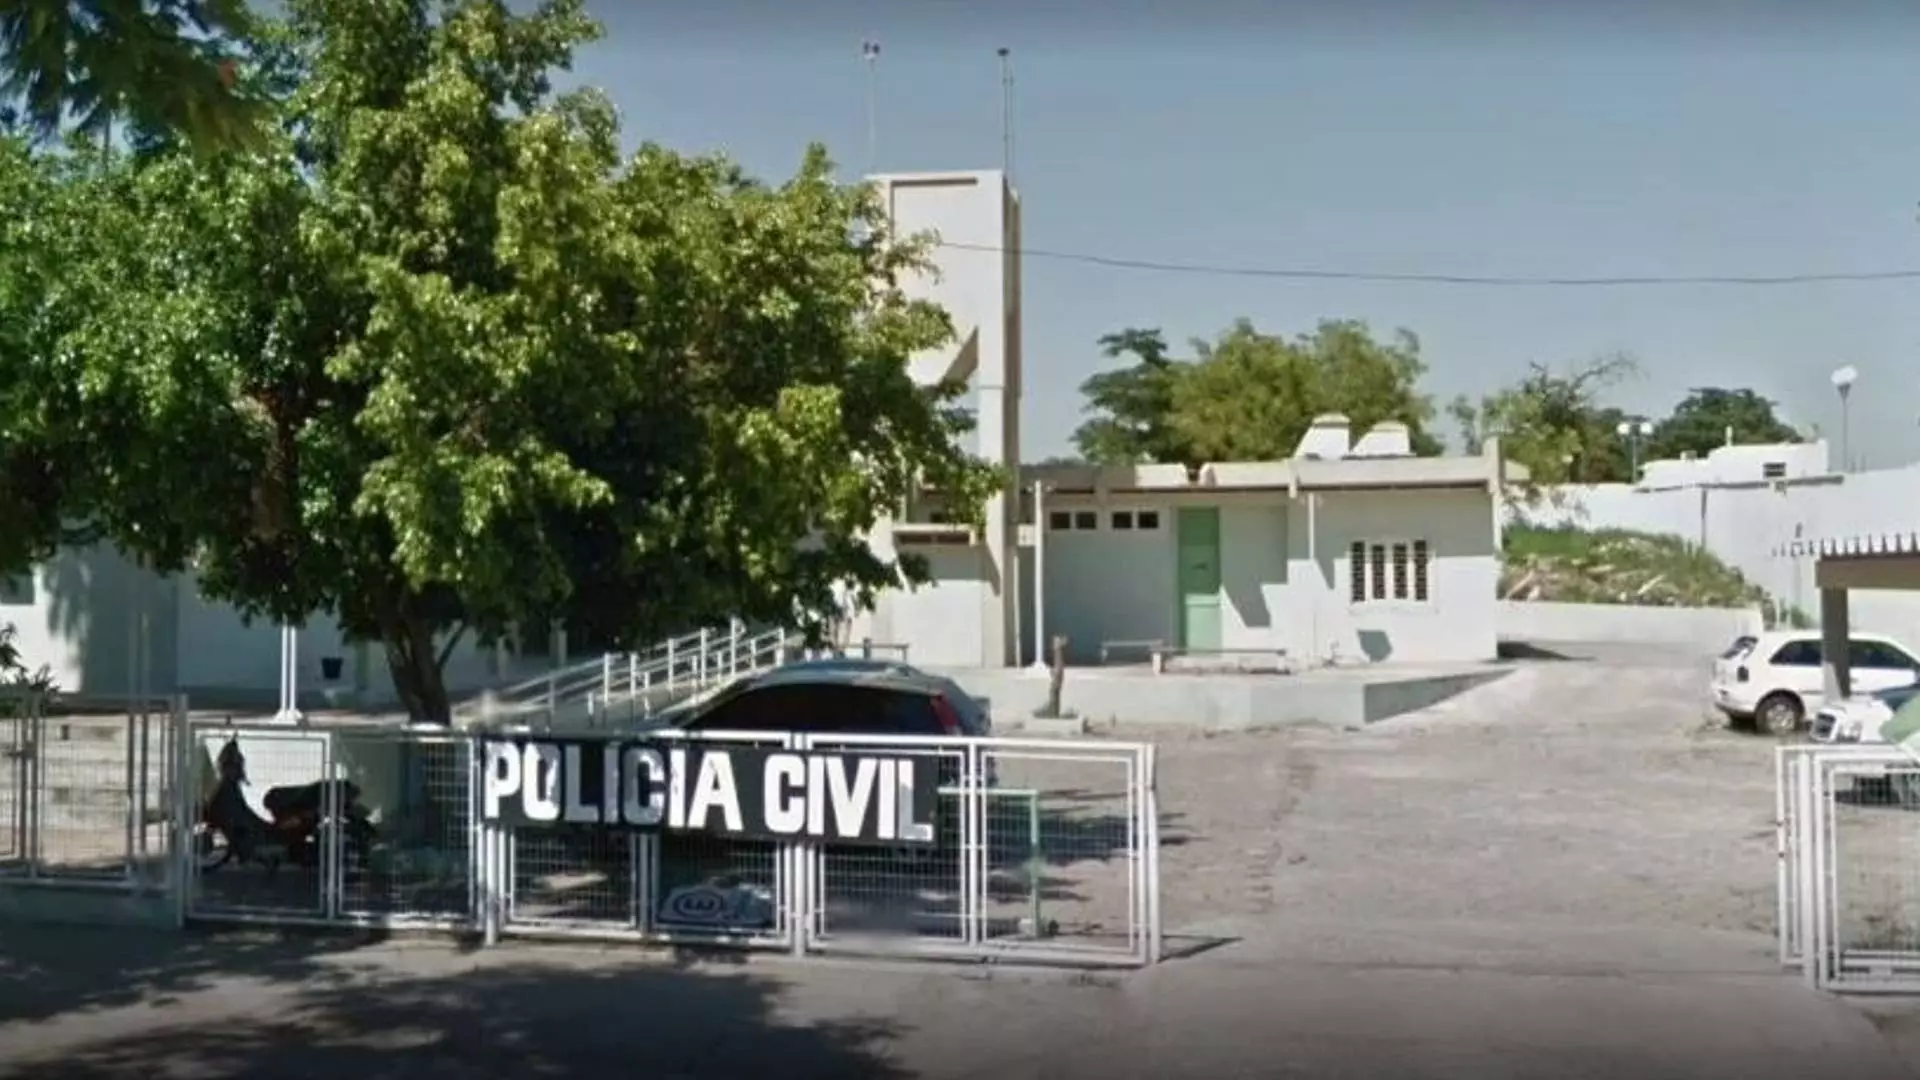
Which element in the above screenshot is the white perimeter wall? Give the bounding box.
[3,549,546,703]
[1526,462,1920,647]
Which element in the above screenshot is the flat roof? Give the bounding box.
[1021,453,1523,495]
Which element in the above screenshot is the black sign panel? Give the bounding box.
[478,739,940,847]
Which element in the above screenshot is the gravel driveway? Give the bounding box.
[1133,647,1787,970]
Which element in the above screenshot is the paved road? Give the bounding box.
[5,648,1920,1078]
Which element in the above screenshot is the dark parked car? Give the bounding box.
[647,661,997,796]
[653,660,992,739]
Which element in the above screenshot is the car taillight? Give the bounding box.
[1736,666,1750,683]
[930,694,963,736]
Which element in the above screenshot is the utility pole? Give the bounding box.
[861,39,882,176]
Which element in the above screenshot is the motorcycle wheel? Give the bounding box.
[194,824,234,873]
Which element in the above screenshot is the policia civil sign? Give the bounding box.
[479,738,941,846]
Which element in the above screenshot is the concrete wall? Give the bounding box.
[930,665,1512,731]
[1496,600,1763,653]
[850,169,1023,668]
[3,553,548,710]
[1300,489,1500,665]
[1527,460,1920,646]
[1019,486,1500,666]
[1,545,176,698]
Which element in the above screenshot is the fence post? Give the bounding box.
[122,695,138,882]
[601,653,614,699]
[1143,742,1162,965]
[627,653,638,698]
[1798,754,1823,989]
[25,691,42,877]
[170,693,192,927]
[729,619,743,678]
[789,729,810,958]
[666,638,678,690]
[698,629,711,684]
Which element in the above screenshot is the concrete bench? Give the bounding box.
[1149,646,1292,676]
[1099,639,1166,665]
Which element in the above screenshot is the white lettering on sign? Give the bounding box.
[893,756,932,843]
[685,751,743,833]
[763,753,807,835]
[622,746,666,826]
[525,743,562,822]
[483,741,521,820]
[477,740,936,843]
[562,745,597,824]
[825,756,880,841]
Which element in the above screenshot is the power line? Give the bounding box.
[932,239,1920,288]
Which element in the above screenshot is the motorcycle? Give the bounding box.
[196,734,378,876]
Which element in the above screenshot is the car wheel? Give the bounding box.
[1756,692,1805,736]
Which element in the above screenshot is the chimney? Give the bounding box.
[1292,413,1352,459]
[1349,421,1412,458]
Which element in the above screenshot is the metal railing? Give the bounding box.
[1778,743,1920,992]
[458,623,792,730]
[0,691,188,894]
[177,719,1162,968]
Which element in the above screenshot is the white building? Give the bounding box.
[1638,440,1830,490]
[2,165,1518,703]
[859,414,1518,668]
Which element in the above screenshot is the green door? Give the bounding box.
[1176,507,1223,651]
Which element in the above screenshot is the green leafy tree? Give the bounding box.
[1167,318,1443,462]
[0,0,266,153]
[41,0,996,723]
[1647,387,1802,462]
[1070,328,1191,465]
[1449,354,1640,498]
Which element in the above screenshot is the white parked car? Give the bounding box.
[1711,630,1920,735]
[1810,683,1920,744]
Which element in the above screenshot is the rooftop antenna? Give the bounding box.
[996,46,1015,185]
[861,39,882,177]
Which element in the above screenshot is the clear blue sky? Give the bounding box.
[573,2,1920,466]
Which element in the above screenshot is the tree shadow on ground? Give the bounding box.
[0,925,905,1079]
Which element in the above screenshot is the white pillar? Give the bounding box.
[1820,586,1851,700]
[1029,480,1047,671]
[277,623,304,723]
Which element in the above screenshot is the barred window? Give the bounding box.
[1349,540,1432,603]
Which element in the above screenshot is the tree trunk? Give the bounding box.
[384,612,452,726]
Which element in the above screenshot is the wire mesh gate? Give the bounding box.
[1778,743,1920,993]
[178,722,1163,968]
[0,692,186,898]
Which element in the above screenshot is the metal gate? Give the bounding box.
[1778,743,1920,992]
[178,720,1163,968]
[0,692,187,906]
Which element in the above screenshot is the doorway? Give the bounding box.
[1177,507,1222,651]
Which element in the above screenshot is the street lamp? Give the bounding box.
[1616,418,1654,482]
[1830,364,1858,472]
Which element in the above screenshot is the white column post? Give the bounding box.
[277,624,304,723]
[1029,480,1047,671]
